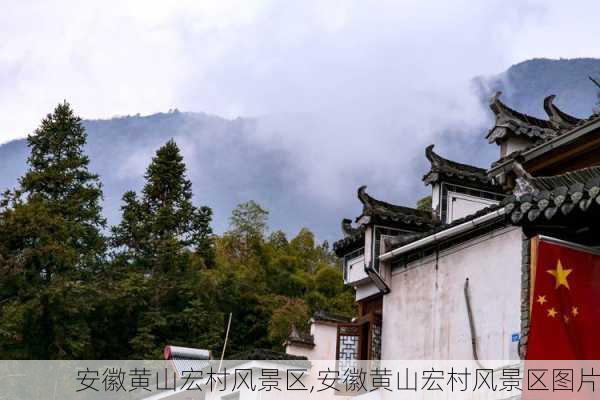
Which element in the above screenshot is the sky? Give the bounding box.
[2,0,600,143]
[2,0,600,237]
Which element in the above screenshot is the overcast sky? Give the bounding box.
[2,1,600,235]
[2,1,600,143]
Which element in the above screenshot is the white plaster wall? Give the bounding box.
[447,191,498,222]
[502,136,532,157]
[382,227,522,360]
[432,183,441,218]
[346,255,368,285]
[286,322,339,360]
[355,281,380,301]
[310,323,338,360]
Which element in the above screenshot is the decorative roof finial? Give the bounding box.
[357,185,370,206]
[511,162,537,197]
[425,144,444,168]
[543,94,582,129]
[341,218,359,237]
[489,91,504,117]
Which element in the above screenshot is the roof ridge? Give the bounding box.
[425,144,487,174]
[357,186,431,219]
[312,309,353,323]
[489,91,555,129]
[423,145,499,188]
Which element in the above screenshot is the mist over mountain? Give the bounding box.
[2,58,600,241]
[475,58,600,118]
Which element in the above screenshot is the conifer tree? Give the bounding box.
[0,102,105,358]
[109,140,218,357]
[111,139,214,271]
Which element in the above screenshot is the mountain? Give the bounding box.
[2,58,600,241]
[474,58,600,118]
[0,111,302,236]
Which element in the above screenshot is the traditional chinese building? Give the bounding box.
[306,92,600,365]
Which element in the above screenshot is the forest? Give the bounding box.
[0,103,355,359]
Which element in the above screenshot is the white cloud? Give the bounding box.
[1,1,598,142]
[2,0,600,226]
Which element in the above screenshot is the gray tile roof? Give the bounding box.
[312,309,352,324]
[423,144,498,188]
[286,325,315,347]
[487,91,557,144]
[505,166,600,224]
[333,186,437,256]
[489,94,599,169]
[356,186,434,226]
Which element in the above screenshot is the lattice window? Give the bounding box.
[339,335,359,360]
[370,322,382,361]
[337,324,361,371]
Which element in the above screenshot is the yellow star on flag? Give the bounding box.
[571,306,579,317]
[537,295,547,305]
[564,315,570,324]
[547,259,573,290]
[547,308,558,318]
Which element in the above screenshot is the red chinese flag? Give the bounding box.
[527,237,600,360]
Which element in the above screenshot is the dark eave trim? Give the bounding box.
[488,118,600,177]
[379,207,507,261]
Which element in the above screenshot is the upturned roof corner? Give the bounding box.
[487,91,556,144]
[423,144,496,187]
[543,94,583,129]
[357,185,433,226]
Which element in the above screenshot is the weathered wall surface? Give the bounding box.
[286,322,339,360]
[382,227,522,360]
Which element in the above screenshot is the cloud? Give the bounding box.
[2,0,600,238]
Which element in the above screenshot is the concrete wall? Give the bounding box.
[381,227,522,360]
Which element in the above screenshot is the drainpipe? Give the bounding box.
[464,278,485,369]
[364,260,390,294]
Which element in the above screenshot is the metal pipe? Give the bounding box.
[218,312,233,372]
[464,278,485,369]
[378,208,506,261]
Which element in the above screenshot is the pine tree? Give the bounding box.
[0,102,106,358]
[109,140,218,357]
[21,101,106,271]
[111,139,214,271]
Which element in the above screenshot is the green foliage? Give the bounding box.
[268,296,309,346]
[0,104,355,359]
[111,139,215,271]
[0,102,106,358]
[213,216,355,352]
[230,200,269,238]
[416,195,432,212]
